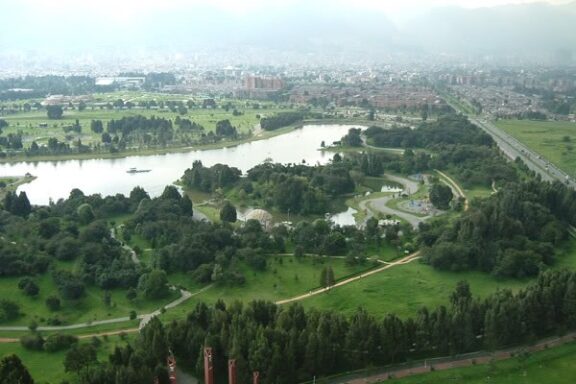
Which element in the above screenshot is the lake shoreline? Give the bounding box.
[0,119,368,164]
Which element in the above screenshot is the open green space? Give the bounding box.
[497,119,576,176]
[302,238,576,318]
[161,256,375,321]
[387,341,576,384]
[0,334,134,384]
[0,273,177,327]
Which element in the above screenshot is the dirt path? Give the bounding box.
[275,253,420,305]
[435,169,469,211]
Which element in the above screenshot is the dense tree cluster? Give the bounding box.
[0,189,143,290]
[236,162,355,215]
[420,180,576,277]
[360,115,517,188]
[260,112,305,131]
[135,269,576,384]
[106,115,174,146]
[181,161,242,193]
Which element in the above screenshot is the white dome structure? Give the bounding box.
[245,209,273,231]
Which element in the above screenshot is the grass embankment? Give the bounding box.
[497,119,576,176]
[387,341,576,384]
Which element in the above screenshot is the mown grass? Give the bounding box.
[0,333,135,384]
[162,256,376,321]
[497,119,576,176]
[301,238,576,318]
[0,273,177,327]
[387,341,576,384]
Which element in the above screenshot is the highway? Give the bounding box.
[470,117,576,190]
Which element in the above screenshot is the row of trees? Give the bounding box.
[32,269,569,384]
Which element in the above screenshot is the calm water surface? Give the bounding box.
[0,125,356,205]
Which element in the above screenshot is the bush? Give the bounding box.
[45,296,61,311]
[20,334,45,351]
[44,334,78,352]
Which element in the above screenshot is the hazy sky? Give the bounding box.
[7,0,570,25]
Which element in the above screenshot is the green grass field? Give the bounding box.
[387,341,576,384]
[497,119,576,176]
[0,272,177,327]
[161,256,375,321]
[0,334,134,384]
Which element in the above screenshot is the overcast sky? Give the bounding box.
[6,0,570,25]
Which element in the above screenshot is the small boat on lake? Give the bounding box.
[126,167,151,174]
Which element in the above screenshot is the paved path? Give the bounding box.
[275,253,420,305]
[0,285,210,334]
[357,174,433,229]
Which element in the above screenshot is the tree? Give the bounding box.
[429,183,453,210]
[46,105,63,119]
[45,296,61,311]
[0,300,20,322]
[220,201,237,223]
[138,270,170,300]
[78,101,87,111]
[18,278,39,297]
[319,266,335,288]
[0,354,34,384]
[64,344,97,373]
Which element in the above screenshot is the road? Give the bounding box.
[470,117,575,189]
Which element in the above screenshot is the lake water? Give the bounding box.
[0,125,356,205]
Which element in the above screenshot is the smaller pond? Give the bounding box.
[329,206,358,227]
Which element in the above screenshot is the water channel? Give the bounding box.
[0,124,357,205]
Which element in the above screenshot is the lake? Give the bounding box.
[0,124,356,205]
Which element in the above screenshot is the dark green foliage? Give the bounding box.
[3,191,31,217]
[20,334,44,351]
[260,112,304,131]
[18,278,39,297]
[319,266,335,287]
[181,160,241,193]
[220,201,237,223]
[0,354,34,384]
[46,105,63,119]
[421,180,572,277]
[106,115,174,146]
[0,299,20,322]
[52,270,85,300]
[429,183,453,210]
[43,334,78,352]
[45,296,61,311]
[215,119,238,138]
[64,344,97,373]
[341,128,363,147]
[138,270,170,300]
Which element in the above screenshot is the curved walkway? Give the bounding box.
[0,285,211,335]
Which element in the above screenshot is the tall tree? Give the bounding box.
[0,354,34,384]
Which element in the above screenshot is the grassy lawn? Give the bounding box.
[162,256,374,321]
[300,260,529,318]
[0,334,134,384]
[497,119,576,176]
[0,273,177,327]
[387,341,576,384]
